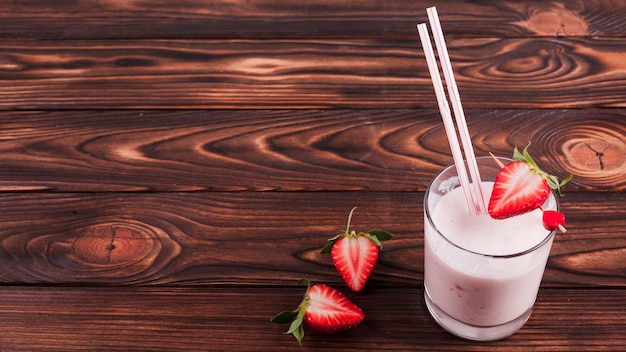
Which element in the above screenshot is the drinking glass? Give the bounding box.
[423,156,558,341]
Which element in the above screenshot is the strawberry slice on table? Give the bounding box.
[488,144,572,220]
[271,278,365,345]
[321,208,393,292]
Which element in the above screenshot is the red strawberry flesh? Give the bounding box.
[331,235,378,292]
[271,279,364,345]
[304,283,365,334]
[488,160,551,219]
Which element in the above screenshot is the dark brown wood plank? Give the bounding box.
[1,109,623,192]
[2,38,625,110]
[0,192,622,287]
[1,0,625,40]
[0,286,622,351]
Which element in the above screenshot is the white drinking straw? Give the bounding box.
[417,23,477,215]
[426,6,486,215]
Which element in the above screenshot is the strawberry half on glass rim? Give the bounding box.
[488,144,572,220]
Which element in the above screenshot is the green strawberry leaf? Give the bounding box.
[286,314,305,346]
[320,234,342,254]
[513,145,525,161]
[271,310,299,324]
[292,323,305,346]
[298,278,312,287]
[364,232,383,248]
[286,315,303,334]
[364,230,393,249]
[561,173,573,186]
[368,229,394,242]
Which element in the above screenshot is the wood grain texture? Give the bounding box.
[0,109,624,192]
[1,0,625,40]
[2,0,625,349]
[0,286,622,351]
[1,38,626,109]
[0,192,623,287]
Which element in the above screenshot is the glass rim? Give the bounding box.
[424,156,558,259]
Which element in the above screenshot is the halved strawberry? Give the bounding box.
[488,144,572,219]
[321,208,393,292]
[271,278,365,345]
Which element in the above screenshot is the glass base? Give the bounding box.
[424,288,532,341]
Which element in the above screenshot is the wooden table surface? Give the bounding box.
[1,1,625,351]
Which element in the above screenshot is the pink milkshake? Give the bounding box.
[423,157,558,341]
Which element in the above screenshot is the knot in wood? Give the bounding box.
[564,138,626,187]
[72,224,154,266]
[522,5,588,36]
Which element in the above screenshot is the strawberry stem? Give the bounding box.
[321,208,393,254]
[345,207,357,234]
